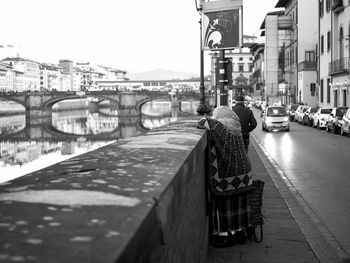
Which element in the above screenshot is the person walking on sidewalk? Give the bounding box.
[232,95,257,153]
[197,106,253,247]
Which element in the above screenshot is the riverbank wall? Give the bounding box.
[0,118,209,263]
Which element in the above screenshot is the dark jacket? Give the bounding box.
[232,103,257,138]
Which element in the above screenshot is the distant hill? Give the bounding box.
[126,69,199,81]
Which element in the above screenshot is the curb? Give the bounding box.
[250,132,349,263]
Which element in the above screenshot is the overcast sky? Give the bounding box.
[0,0,278,74]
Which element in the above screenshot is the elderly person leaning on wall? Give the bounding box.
[198,106,254,247]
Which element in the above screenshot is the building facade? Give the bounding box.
[250,42,265,101]
[209,35,256,106]
[327,0,350,107]
[273,0,319,107]
[319,0,333,107]
[1,57,41,92]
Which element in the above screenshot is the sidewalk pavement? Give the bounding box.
[206,133,345,263]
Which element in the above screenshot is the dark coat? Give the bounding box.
[232,103,257,138]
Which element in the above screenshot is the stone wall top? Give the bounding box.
[0,117,207,263]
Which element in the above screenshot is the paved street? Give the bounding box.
[207,108,350,262]
[252,108,350,258]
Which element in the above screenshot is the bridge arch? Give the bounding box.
[43,95,120,111]
[0,95,26,109]
[136,95,172,112]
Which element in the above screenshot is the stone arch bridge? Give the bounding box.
[0,90,207,116]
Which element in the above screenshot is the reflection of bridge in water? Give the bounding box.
[0,109,195,143]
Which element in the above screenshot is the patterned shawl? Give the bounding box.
[198,106,252,196]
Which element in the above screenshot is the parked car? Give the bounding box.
[302,107,319,126]
[312,107,333,129]
[340,108,350,136]
[325,107,348,134]
[261,106,290,132]
[297,106,310,124]
[285,104,299,121]
[294,105,308,122]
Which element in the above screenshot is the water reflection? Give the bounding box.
[0,99,199,183]
[52,110,119,135]
[0,115,25,135]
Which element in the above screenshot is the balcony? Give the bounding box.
[332,0,344,14]
[297,61,317,72]
[329,57,350,75]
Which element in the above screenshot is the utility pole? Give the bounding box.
[218,50,228,106]
[195,0,211,115]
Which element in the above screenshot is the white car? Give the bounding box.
[294,105,308,122]
[341,108,350,136]
[261,106,290,132]
[298,106,310,124]
[312,107,332,129]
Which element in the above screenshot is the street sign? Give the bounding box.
[202,0,242,50]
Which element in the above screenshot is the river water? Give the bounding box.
[0,99,200,183]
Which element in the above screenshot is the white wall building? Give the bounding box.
[275,0,319,107]
[319,0,333,107]
[1,57,41,92]
[260,10,293,105]
[328,0,350,107]
[40,63,62,92]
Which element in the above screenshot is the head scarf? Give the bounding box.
[212,106,241,132]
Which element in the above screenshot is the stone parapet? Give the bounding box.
[0,118,208,263]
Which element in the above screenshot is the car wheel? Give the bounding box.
[285,127,290,132]
[333,125,338,134]
[317,122,321,130]
[341,128,345,136]
[326,125,330,132]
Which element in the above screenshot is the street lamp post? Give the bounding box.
[196,1,211,115]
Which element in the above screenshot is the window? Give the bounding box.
[334,90,338,107]
[326,0,330,12]
[239,57,243,61]
[327,78,330,103]
[343,90,347,107]
[327,31,331,51]
[321,35,324,54]
[320,79,324,103]
[239,64,244,72]
[339,27,344,59]
[320,0,324,17]
[305,51,315,61]
[266,107,287,116]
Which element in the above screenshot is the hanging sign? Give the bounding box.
[202,0,243,50]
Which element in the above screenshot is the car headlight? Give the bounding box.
[283,117,289,122]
